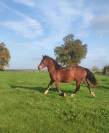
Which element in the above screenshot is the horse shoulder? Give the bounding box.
[49,70,60,81]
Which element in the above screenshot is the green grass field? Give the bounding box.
[0,71,109,133]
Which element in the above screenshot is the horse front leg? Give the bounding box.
[44,80,54,95]
[55,82,67,97]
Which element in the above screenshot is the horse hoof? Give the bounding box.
[71,93,76,97]
[64,93,67,97]
[59,92,66,97]
[61,92,67,97]
[91,92,96,97]
[44,90,48,95]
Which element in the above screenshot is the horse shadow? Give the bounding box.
[10,83,90,94]
[10,85,58,93]
[98,85,109,90]
[11,85,45,93]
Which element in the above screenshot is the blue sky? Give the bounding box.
[0,0,109,69]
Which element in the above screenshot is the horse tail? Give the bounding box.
[85,68,97,87]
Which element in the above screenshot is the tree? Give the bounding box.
[103,65,109,75]
[92,66,100,73]
[0,42,10,70]
[54,34,87,66]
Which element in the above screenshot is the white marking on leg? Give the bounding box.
[64,93,67,97]
[44,90,49,95]
[71,93,76,97]
[91,92,95,97]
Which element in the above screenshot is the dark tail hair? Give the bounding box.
[85,68,97,87]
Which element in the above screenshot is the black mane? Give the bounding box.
[43,55,62,69]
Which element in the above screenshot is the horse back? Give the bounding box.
[57,66,87,82]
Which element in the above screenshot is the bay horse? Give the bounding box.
[38,55,97,97]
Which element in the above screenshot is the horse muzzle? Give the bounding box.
[38,65,43,70]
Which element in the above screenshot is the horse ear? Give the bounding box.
[44,55,46,57]
[42,55,45,58]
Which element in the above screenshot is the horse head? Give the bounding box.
[38,55,49,70]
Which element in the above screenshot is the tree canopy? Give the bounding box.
[0,42,10,70]
[54,34,87,66]
[103,65,109,75]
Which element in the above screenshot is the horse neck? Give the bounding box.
[47,60,58,74]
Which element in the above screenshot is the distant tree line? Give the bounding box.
[103,66,109,75]
[92,65,109,75]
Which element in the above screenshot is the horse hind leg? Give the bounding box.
[86,80,95,97]
[71,81,81,97]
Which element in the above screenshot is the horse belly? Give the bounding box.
[61,71,74,83]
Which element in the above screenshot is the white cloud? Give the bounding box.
[0,0,109,69]
[81,47,109,68]
[35,0,94,38]
[14,0,35,7]
[91,15,109,36]
[0,17,43,38]
[0,1,43,39]
[0,0,94,39]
